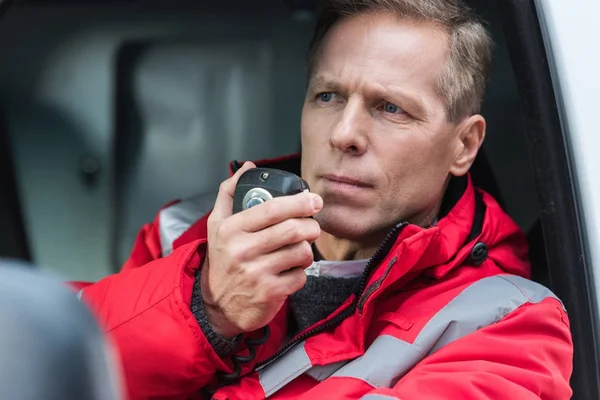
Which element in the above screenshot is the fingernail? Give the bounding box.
[311,194,323,211]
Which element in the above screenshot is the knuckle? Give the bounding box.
[306,219,321,238]
[263,197,279,213]
[262,280,278,296]
[207,213,215,225]
[299,240,312,256]
[298,242,314,267]
[263,199,284,222]
[222,261,237,275]
[298,269,308,285]
[245,264,263,281]
[219,218,243,240]
[217,219,233,237]
[219,179,231,193]
[229,245,247,265]
[291,268,307,290]
[281,219,302,243]
[257,284,276,303]
[226,247,246,267]
[207,214,221,232]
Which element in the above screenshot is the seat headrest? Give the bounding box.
[0,259,123,400]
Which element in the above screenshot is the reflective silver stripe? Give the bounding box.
[360,395,399,400]
[76,289,84,301]
[332,335,418,388]
[332,274,561,388]
[425,275,562,354]
[259,341,312,397]
[158,191,217,256]
[305,360,351,382]
[500,274,565,309]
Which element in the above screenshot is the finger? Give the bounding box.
[255,218,321,254]
[210,161,256,223]
[218,218,319,265]
[255,240,314,275]
[237,192,323,233]
[273,267,307,297]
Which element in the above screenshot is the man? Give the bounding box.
[74,0,574,399]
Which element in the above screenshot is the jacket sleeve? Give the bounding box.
[359,298,573,400]
[75,201,242,400]
[78,239,240,400]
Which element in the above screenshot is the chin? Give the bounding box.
[314,208,373,241]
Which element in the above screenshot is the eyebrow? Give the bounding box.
[308,75,430,118]
[307,76,341,92]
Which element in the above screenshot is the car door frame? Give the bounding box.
[498,1,600,399]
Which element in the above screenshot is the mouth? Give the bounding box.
[321,174,373,188]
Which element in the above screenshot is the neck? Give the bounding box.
[314,192,446,262]
[314,232,381,261]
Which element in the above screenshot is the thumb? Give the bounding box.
[210,161,256,223]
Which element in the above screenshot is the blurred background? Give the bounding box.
[0,0,537,282]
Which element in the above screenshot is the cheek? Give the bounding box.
[301,105,316,144]
[301,107,331,153]
[301,108,320,178]
[377,134,447,191]
[379,138,423,175]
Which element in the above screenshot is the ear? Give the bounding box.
[449,114,486,177]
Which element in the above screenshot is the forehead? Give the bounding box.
[313,12,449,98]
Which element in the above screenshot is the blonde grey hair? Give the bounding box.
[307,0,494,122]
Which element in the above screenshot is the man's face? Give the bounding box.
[301,12,476,240]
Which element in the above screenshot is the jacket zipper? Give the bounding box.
[253,222,407,371]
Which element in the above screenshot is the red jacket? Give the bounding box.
[75,156,573,400]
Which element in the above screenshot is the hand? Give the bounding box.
[200,162,323,338]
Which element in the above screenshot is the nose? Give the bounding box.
[329,99,368,155]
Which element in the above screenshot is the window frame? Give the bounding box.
[498,1,600,398]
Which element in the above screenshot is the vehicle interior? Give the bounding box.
[0,0,597,399]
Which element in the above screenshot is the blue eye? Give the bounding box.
[319,92,333,102]
[384,102,399,113]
